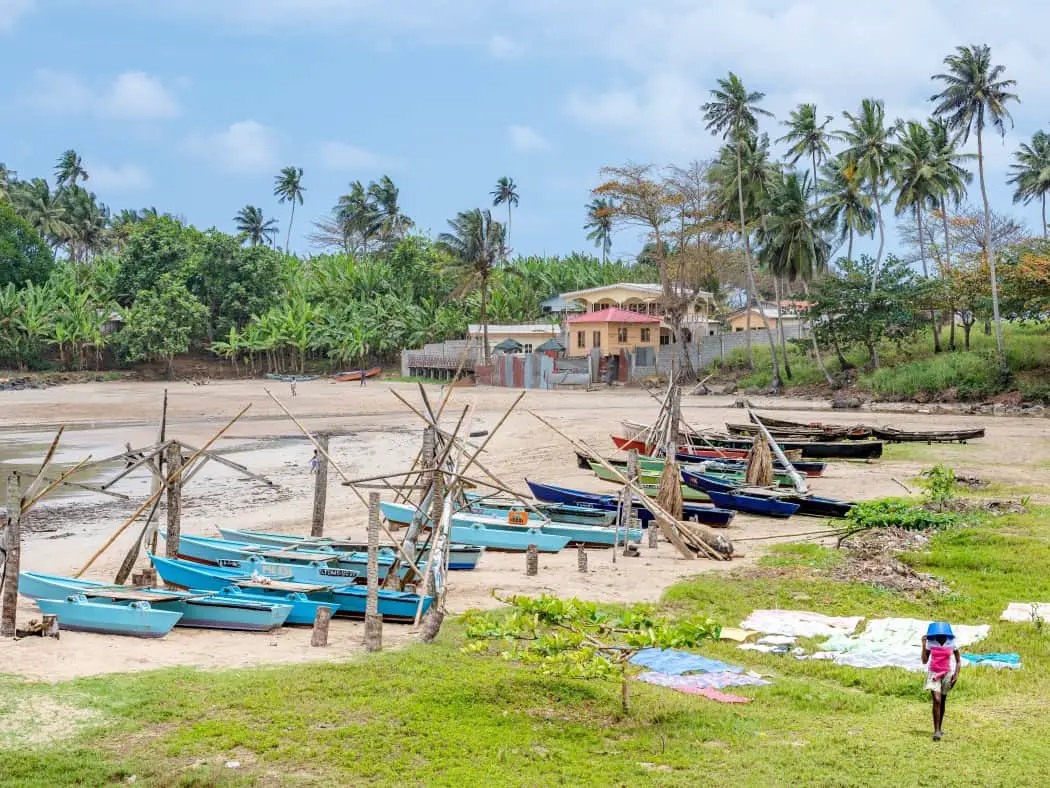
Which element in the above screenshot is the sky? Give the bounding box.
[3,0,1050,261]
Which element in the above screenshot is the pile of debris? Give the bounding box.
[834,528,948,595]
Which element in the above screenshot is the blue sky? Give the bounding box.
[4,0,1050,261]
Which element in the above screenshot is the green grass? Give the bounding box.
[5,509,1050,786]
[382,375,445,385]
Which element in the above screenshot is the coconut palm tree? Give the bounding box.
[839,99,898,292]
[819,155,876,261]
[702,72,781,388]
[234,205,279,247]
[438,208,506,362]
[584,198,614,263]
[777,103,837,211]
[1007,131,1050,238]
[931,44,1019,376]
[13,178,70,248]
[273,166,305,255]
[54,150,88,191]
[491,176,519,241]
[368,175,414,247]
[0,163,16,202]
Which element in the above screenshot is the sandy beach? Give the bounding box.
[2,378,1047,680]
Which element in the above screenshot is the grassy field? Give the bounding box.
[3,505,1050,786]
[727,323,1050,401]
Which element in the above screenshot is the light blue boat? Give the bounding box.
[18,571,293,632]
[160,532,395,580]
[215,527,485,571]
[380,501,571,552]
[149,554,431,621]
[463,494,617,526]
[34,594,182,638]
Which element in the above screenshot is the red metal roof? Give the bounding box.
[567,307,661,325]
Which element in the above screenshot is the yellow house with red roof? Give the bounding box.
[566,308,661,358]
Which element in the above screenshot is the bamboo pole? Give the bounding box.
[19,456,92,516]
[364,492,382,652]
[74,404,251,578]
[22,428,64,503]
[164,443,183,558]
[311,433,329,537]
[747,408,807,494]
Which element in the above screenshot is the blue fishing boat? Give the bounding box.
[149,554,431,621]
[463,494,617,526]
[18,572,293,632]
[463,505,641,546]
[704,489,799,518]
[214,527,485,571]
[33,594,182,638]
[379,501,571,552]
[681,471,852,518]
[524,480,736,528]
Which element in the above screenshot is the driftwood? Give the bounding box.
[311,606,332,647]
[15,615,59,639]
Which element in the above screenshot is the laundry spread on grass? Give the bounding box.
[740,610,864,639]
[1000,603,1050,623]
[629,648,743,675]
[810,618,990,671]
[630,649,771,702]
[962,653,1022,669]
[636,670,770,694]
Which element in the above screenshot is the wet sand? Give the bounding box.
[1,379,1048,680]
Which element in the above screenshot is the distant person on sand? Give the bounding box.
[922,622,961,741]
[309,448,319,474]
[290,380,297,398]
[360,368,367,387]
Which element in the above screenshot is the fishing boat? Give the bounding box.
[586,461,711,502]
[215,527,485,571]
[263,373,320,383]
[462,495,617,526]
[578,450,826,479]
[379,501,606,549]
[704,489,799,518]
[612,434,750,459]
[727,421,872,441]
[463,504,642,546]
[682,433,884,460]
[149,554,432,621]
[331,366,382,383]
[525,480,736,528]
[869,425,985,443]
[33,594,182,638]
[681,471,854,518]
[587,458,794,490]
[18,572,293,631]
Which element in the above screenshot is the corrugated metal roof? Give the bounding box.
[567,307,661,324]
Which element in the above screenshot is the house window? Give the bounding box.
[593,331,601,348]
[641,328,651,343]
[523,343,533,353]
[659,333,670,346]
[577,331,585,348]
[617,327,628,343]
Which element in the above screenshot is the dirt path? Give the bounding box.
[1,379,1047,680]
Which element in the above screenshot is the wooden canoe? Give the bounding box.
[331,366,382,382]
[869,425,985,443]
[727,421,872,441]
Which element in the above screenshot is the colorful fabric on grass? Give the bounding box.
[962,653,1022,669]
[740,610,863,639]
[629,648,742,675]
[813,618,990,671]
[695,688,751,704]
[636,670,771,692]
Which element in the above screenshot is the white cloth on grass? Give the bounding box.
[1000,603,1050,623]
[812,617,989,671]
[740,610,864,639]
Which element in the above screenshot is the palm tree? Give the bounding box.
[1007,131,1050,238]
[702,72,781,388]
[438,208,506,362]
[368,175,414,247]
[777,103,836,211]
[273,166,305,255]
[584,198,614,263]
[839,98,897,292]
[819,155,876,261]
[0,163,16,202]
[234,205,279,247]
[54,150,88,191]
[931,44,1019,376]
[491,177,519,241]
[13,178,70,248]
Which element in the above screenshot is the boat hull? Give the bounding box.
[524,480,735,528]
[331,366,381,382]
[379,501,572,552]
[34,596,182,638]
[705,489,799,518]
[681,471,852,518]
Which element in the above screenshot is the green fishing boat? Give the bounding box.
[587,461,710,502]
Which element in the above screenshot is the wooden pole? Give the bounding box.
[311,433,330,537]
[75,404,251,578]
[747,408,807,494]
[152,389,168,554]
[526,544,539,575]
[1,474,22,637]
[364,492,383,652]
[577,544,588,573]
[311,606,332,647]
[164,443,183,558]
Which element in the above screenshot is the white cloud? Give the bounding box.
[25,69,180,120]
[185,121,279,174]
[100,71,180,119]
[487,34,522,59]
[318,141,394,171]
[86,162,152,192]
[0,0,32,32]
[508,124,550,152]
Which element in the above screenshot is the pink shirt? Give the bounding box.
[929,646,954,675]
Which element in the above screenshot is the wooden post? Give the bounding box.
[164,443,183,558]
[526,544,538,576]
[648,519,659,549]
[577,544,588,573]
[311,433,330,537]
[42,614,59,638]
[311,606,332,647]
[364,493,383,653]
[1,473,22,637]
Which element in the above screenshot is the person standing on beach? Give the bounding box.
[922,624,962,741]
[360,368,366,387]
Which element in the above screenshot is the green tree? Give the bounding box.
[234,205,279,247]
[703,73,781,389]
[368,176,414,249]
[438,208,506,362]
[0,203,55,287]
[1007,130,1050,238]
[114,215,202,305]
[12,178,70,248]
[839,98,897,294]
[0,163,16,202]
[819,155,875,261]
[583,198,614,263]
[54,149,88,191]
[931,44,1019,376]
[777,103,836,210]
[273,166,305,255]
[116,274,207,378]
[491,176,519,243]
